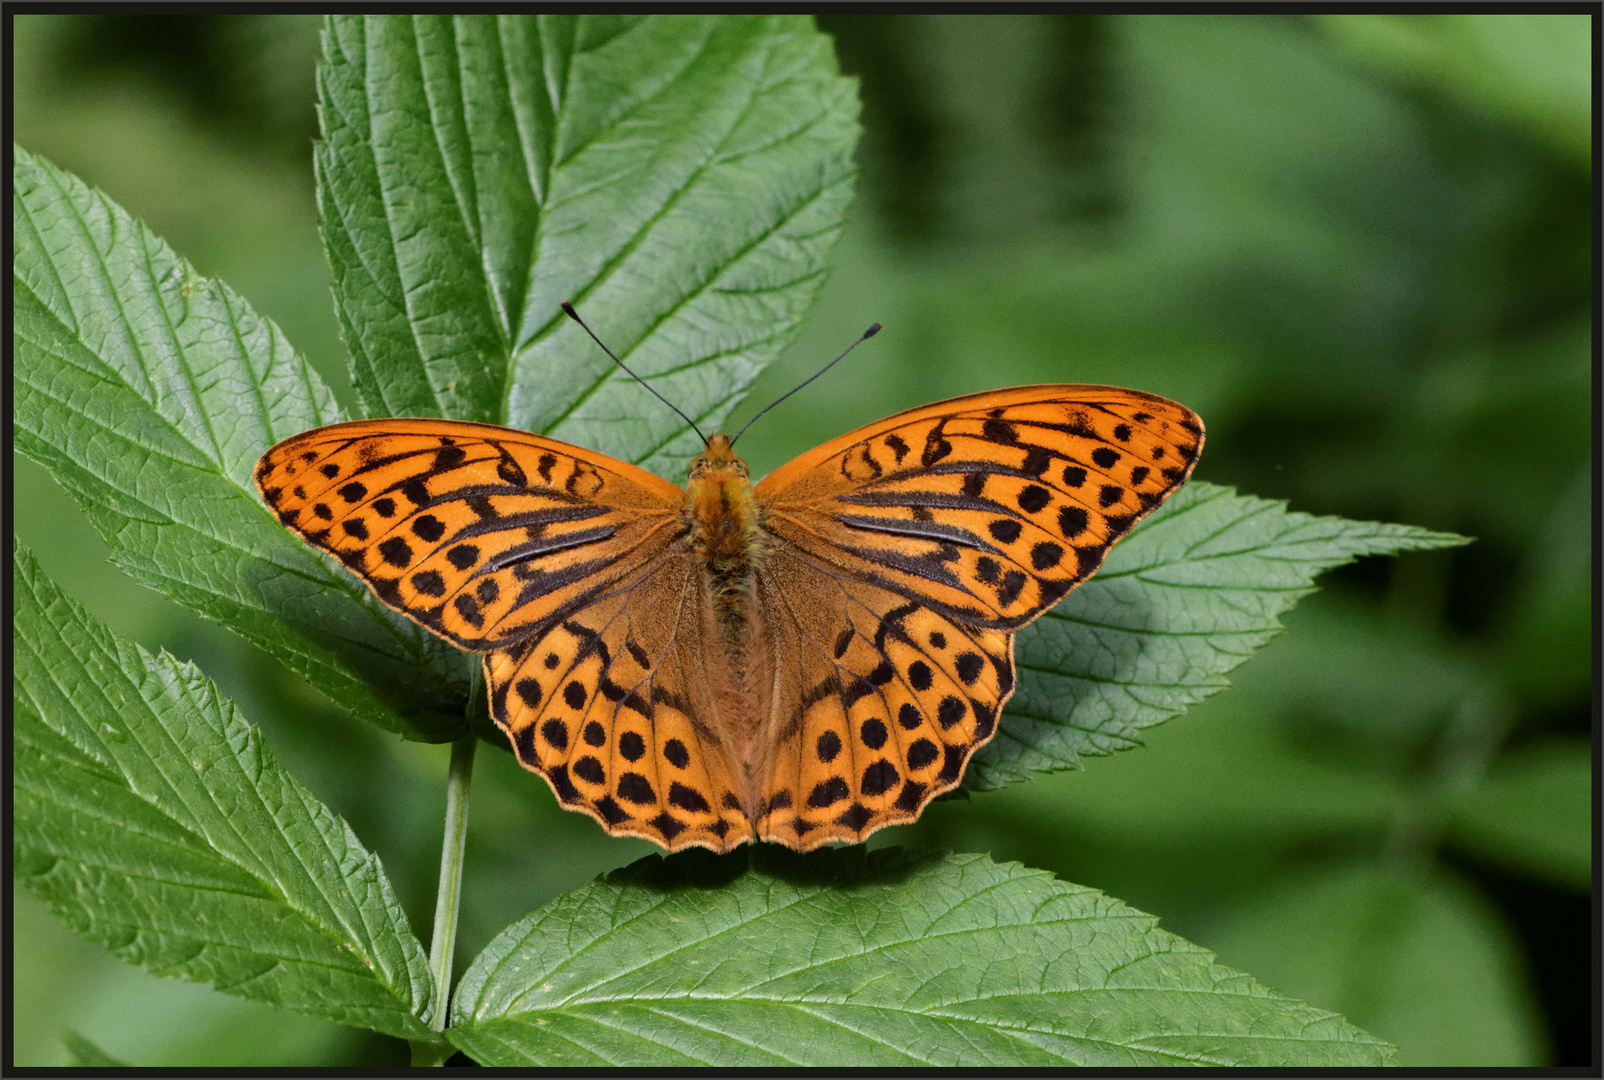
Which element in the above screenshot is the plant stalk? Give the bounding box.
[411,667,482,1066]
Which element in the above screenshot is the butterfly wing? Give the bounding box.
[254,419,688,651]
[751,544,1014,848]
[256,419,750,851]
[485,552,753,852]
[751,385,1203,844]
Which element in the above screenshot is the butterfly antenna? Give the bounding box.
[731,323,882,447]
[561,302,708,445]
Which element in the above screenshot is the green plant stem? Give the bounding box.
[411,668,482,1066]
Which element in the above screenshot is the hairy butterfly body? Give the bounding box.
[255,385,1202,851]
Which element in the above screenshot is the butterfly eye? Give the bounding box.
[689,456,707,477]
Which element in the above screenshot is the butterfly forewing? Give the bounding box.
[751,385,1202,842]
[254,419,687,651]
[756,386,1203,630]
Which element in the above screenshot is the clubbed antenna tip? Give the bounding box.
[731,321,885,446]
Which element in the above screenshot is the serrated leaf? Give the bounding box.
[973,482,1469,788]
[446,847,1394,1067]
[11,144,467,740]
[317,14,859,476]
[12,542,435,1041]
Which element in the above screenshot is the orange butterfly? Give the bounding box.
[256,380,1201,852]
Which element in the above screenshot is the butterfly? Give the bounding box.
[255,385,1202,852]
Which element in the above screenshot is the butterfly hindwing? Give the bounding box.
[487,551,751,852]
[756,385,1204,630]
[254,419,687,651]
[752,546,1013,848]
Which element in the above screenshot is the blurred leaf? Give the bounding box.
[1449,739,1592,891]
[1230,596,1494,767]
[887,679,1413,934]
[13,544,434,1041]
[1203,864,1544,1066]
[972,481,1469,787]
[317,14,859,478]
[950,686,1405,853]
[1320,14,1591,165]
[1403,323,1590,549]
[61,1030,129,1068]
[448,847,1394,1067]
[1495,465,1590,707]
[11,145,468,740]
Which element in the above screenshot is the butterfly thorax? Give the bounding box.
[685,434,765,624]
[685,434,773,801]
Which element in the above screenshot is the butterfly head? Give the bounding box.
[686,433,762,579]
[688,433,749,481]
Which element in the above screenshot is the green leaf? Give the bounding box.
[12,542,435,1042]
[11,144,467,740]
[1449,739,1592,891]
[447,847,1394,1067]
[1204,864,1544,1066]
[957,689,1404,859]
[318,14,860,477]
[1319,14,1591,166]
[1496,464,1590,708]
[1229,596,1497,763]
[61,1030,130,1068]
[973,482,1469,788]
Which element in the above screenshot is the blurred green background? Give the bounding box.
[11,13,1592,1068]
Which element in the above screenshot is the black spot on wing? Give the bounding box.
[617,772,656,806]
[1017,486,1051,513]
[859,717,888,750]
[650,812,686,841]
[988,519,1022,544]
[861,760,899,796]
[378,537,413,567]
[808,777,849,808]
[669,783,710,813]
[816,730,843,763]
[982,417,1018,443]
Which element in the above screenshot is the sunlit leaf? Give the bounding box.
[11,145,467,741]
[318,14,859,478]
[448,847,1395,1067]
[974,482,1468,787]
[13,543,435,1041]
